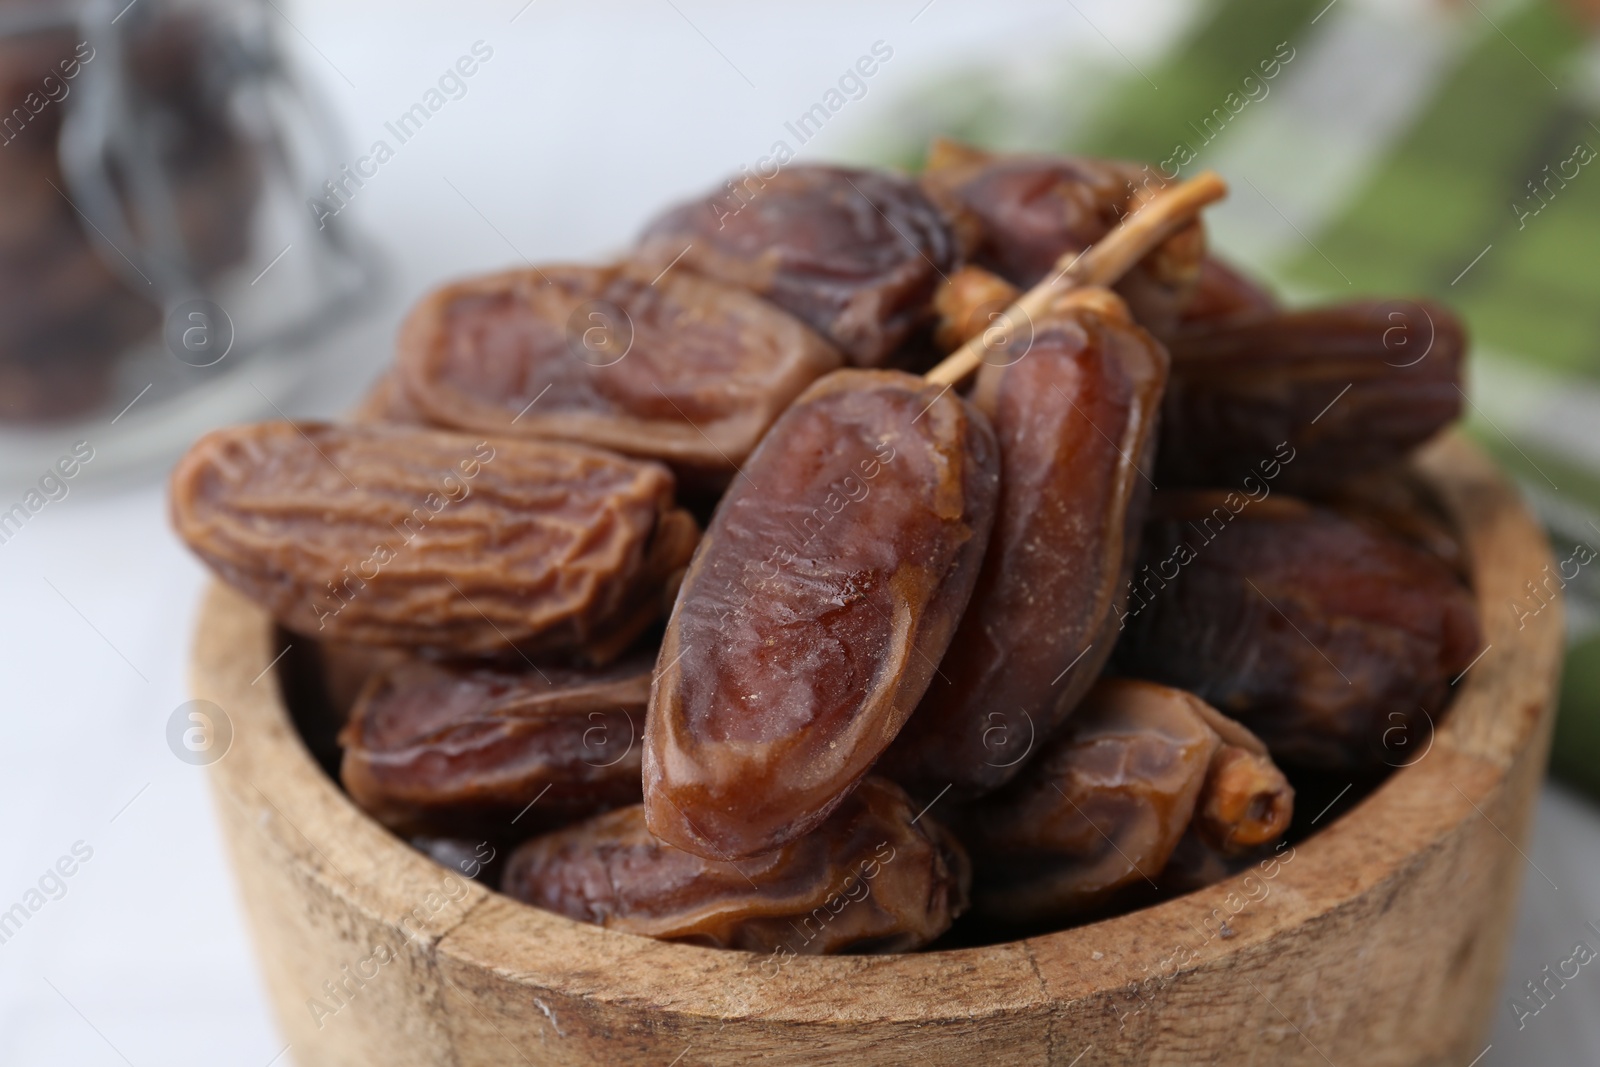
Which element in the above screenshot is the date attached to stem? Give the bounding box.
[644,369,999,860]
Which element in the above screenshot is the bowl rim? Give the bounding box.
[190,429,1563,1028]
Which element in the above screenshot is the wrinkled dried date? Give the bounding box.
[170,422,699,658]
[951,679,1291,926]
[339,655,651,836]
[636,166,957,367]
[1116,493,1482,769]
[644,369,999,860]
[918,138,1205,337]
[884,289,1167,797]
[1161,300,1465,490]
[503,777,969,954]
[394,264,841,485]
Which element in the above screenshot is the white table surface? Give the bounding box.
[1,2,1596,1063]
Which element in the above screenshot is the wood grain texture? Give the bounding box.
[191,432,1562,1066]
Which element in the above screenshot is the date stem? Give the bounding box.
[925,171,1228,387]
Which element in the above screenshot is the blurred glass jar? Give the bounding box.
[0,0,378,477]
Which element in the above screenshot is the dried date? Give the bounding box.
[1320,468,1470,582]
[644,369,999,859]
[1176,255,1278,330]
[394,264,841,485]
[883,288,1167,797]
[951,678,1291,926]
[1115,493,1482,769]
[170,422,699,658]
[339,655,649,837]
[918,138,1205,337]
[1161,300,1465,490]
[503,777,968,954]
[636,166,957,367]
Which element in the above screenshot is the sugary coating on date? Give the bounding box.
[884,293,1168,797]
[636,166,957,367]
[644,369,999,859]
[394,263,841,485]
[339,655,651,837]
[170,422,699,657]
[503,777,969,954]
[1116,494,1482,769]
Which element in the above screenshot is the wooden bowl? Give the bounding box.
[191,433,1562,1067]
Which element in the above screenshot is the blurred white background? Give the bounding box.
[0,1,1595,1064]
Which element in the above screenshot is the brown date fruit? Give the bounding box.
[644,369,1000,860]
[1320,468,1470,583]
[1176,255,1278,330]
[951,679,1290,927]
[1160,300,1465,490]
[339,656,649,837]
[883,288,1168,797]
[170,422,699,659]
[635,165,958,367]
[394,264,841,486]
[918,138,1205,338]
[1115,493,1482,770]
[503,777,969,954]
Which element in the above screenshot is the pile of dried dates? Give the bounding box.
[172,138,1480,953]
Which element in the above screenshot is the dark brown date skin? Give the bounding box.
[883,289,1167,797]
[1115,493,1482,770]
[170,422,699,659]
[339,656,650,837]
[635,166,957,367]
[1176,255,1278,330]
[503,777,969,954]
[1320,468,1470,583]
[918,138,1204,338]
[394,264,841,486]
[1160,300,1465,491]
[644,369,1000,860]
[951,679,1289,927]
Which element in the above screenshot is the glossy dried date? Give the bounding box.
[503,777,969,954]
[883,289,1167,797]
[339,656,649,837]
[1116,493,1481,769]
[644,369,999,859]
[636,166,957,367]
[951,679,1291,926]
[918,139,1205,337]
[170,422,699,658]
[1160,300,1465,490]
[394,264,841,485]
